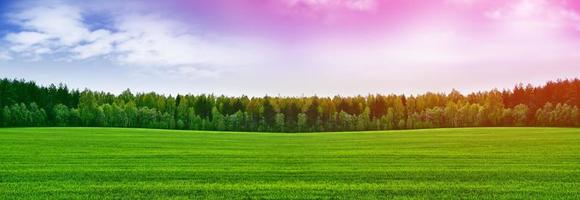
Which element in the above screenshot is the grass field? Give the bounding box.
[0,127,579,199]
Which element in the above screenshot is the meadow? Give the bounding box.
[0,127,579,199]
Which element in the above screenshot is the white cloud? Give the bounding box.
[0,51,12,61]
[71,30,116,59]
[485,0,580,31]
[304,22,580,72]
[3,4,271,78]
[4,4,109,57]
[114,15,213,67]
[285,0,377,11]
[5,32,50,52]
[8,5,89,45]
[110,14,269,76]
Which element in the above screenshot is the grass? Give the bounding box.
[0,127,579,199]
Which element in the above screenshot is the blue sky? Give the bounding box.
[1,0,579,96]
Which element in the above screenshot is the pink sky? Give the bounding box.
[172,0,580,38]
[1,0,580,96]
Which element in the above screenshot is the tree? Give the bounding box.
[356,107,371,130]
[53,104,70,126]
[112,103,128,127]
[78,91,98,126]
[176,97,190,128]
[261,98,276,129]
[68,108,81,126]
[94,106,106,127]
[297,113,307,132]
[444,102,459,127]
[195,95,213,120]
[138,107,158,128]
[1,77,580,132]
[573,107,580,127]
[2,106,11,126]
[283,102,300,132]
[176,119,185,130]
[235,111,245,131]
[102,104,114,127]
[512,104,529,126]
[384,108,396,129]
[306,98,320,128]
[370,95,387,119]
[212,106,225,131]
[125,101,138,127]
[189,108,203,130]
[274,113,285,132]
[392,96,406,129]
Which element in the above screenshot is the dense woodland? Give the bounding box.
[1,78,579,132]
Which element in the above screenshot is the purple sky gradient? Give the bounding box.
[0,0,579,96]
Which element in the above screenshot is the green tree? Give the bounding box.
[212,106,225,131]
[297,113,307,132]
[261,98,276,129]
[53,104,70,126]
[125,101,138,127]
[78,91,98,126]
[2,106,12,126]
[306,98,320,129]
[274,113,285,132]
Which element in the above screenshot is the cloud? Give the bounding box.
[303,21,580,74]
[8,4,89,45]
[110,14,271,77]
[0,51,12,61]
[284,0,377,11]
[485,0,580,30]
[4,4,113,59]
[3,3,270,77]
[5,32,50,54]
[70,30,116,59]
[446,0,480,5]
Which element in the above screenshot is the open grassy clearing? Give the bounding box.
[0,127,579,199]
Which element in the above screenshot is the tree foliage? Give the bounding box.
[1,78,580,131]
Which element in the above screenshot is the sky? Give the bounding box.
[0,0,579,96]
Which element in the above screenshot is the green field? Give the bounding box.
[0,128,579,199]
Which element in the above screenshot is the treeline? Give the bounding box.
[1,78,579,132]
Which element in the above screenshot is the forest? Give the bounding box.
[1,78,579,132]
